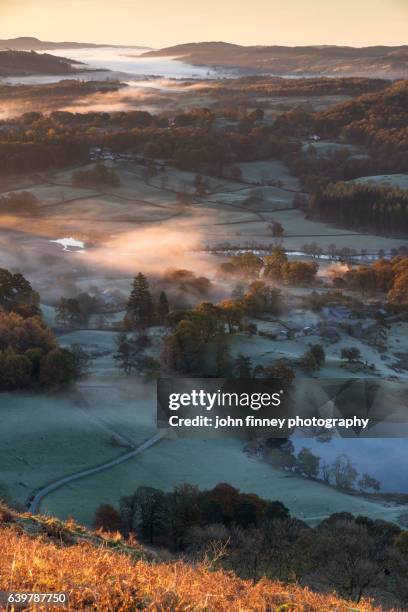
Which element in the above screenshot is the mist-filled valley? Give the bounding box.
[1,37,408,609]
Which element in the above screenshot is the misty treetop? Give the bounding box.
[0,268,39,317]
[222,249,319,287]
[125,273,155,331]
[0,104,297,176]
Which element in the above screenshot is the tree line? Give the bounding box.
[202,75,388,100]
[220,249,319,286]
[93,482,408,605]
[0,106,297,176]
[308,181,408,236]
[335,256,408,308]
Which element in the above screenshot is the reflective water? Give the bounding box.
[50,237,85,251]
[293,437,408,493]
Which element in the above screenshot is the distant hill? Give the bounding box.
[142,42,408,78]
[0,50,83,77]
[0,37,149,51]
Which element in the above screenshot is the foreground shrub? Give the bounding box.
[0,525,381,611]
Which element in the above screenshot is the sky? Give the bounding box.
[0,0,407,48]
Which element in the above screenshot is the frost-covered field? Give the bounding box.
[227,324,408,381]
[225,160,303,191]
[2,320,404,526]
[0,329,156,507]
[350,174,408,189]
[301,140,368,158]
[1,154,408,527]
[42,436,407,527]
[2,160,406,290]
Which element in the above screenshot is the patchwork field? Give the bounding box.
[226,160,303,191]
[1,318,406,526]
[2,160,407,277]
[1,152,408,530]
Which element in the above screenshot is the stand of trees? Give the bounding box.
[0,268,39,316]
[299,343,326,372]
[0,268,86,389]
[94,482,408,605]
[285,147,386,191]
[113,274,170,376]
[337,256,408,307]
[101,483,290,546]
[277,80,408,176]
[261,443,380,495]
[264,247,319,286]
[204,75,388,100]
[0,104,297,177]
[161,283,282,374]
[221,249,319,286]
[314,80,408,167]
[55,292,104,327]
[0,80,122,101]
[308,182,408,236]
[114,272,283,376]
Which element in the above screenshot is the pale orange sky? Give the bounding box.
[0,0,407,48]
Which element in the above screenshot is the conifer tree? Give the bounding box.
[114,333,138,374]
[215,334,231,377]
[157,291,170,325]
[233,353,252,378]
[126,273,154,330]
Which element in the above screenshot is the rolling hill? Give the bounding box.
[0,50,83,77]
[0,36,149,51]
[142,42,408,78]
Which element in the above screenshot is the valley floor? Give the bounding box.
[1,158,407,528]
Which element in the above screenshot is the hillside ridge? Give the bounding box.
[142,41,408,78]
[0,36,149,51]
[0,503,383,611]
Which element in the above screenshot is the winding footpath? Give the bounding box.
[28,429,168,514]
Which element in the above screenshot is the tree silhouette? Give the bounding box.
[126,273,154,331]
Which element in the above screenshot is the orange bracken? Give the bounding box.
[0,511,388,611]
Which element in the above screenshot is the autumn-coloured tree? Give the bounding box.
[263,247,288,281]
[229,252,263,279]
[93,504,122,533]
[281,260,318,286]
